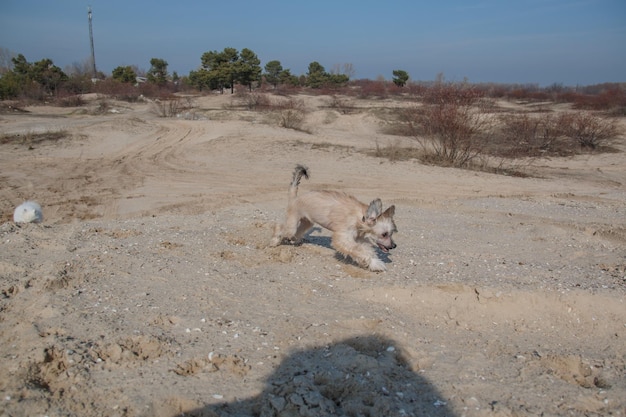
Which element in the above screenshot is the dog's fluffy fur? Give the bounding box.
[14,201,43,223]
[270,165,397,271]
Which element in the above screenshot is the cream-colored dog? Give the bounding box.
[270,165,397,271]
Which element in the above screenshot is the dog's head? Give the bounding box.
[362,199,397,253]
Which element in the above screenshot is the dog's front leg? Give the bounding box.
[332,233,386,272]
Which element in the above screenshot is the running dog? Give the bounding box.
[270,165,397,271]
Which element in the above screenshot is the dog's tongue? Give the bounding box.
[378,244,389,253]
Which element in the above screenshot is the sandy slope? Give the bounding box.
[0,94,625,417]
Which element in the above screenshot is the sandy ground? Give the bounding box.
[0,93,625,417]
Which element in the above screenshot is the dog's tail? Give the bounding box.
[289,164,309,200]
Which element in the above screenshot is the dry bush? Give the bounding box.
[240,92,273,110]
[413,84,492,167]
[494,113,567,157]
[499,114,541,150]
[405,83,427,97]
[93,79,141,102]
[377,84,495,168]
[490,111,620,157]
[93,79,176,102]
[326,95,352,114]
[539,113,569,149]
[374,82,623,169]
[422,82,484,106]
[277,108,306,130]
[0,101,28,114]
[372,140,422,162]
[269,96,302,110]
[137,81,179,99]
[0,129,68,146]
[352,79,388,99]
[267,96,307,130]
[416,106,488,167]
[150,97,195,118]
[377,104,430,137]
[314,85,348,96]
[505,87,549,102]
[92,99,111,115]
[392,106,426,136]
[232,92,307,129]
[559,112,620,150]
[55,95,86,107]
[565,87,626,114]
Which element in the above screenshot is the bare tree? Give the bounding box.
[330,63,355,79]
[342,63,355,79]
[64,58,94,77]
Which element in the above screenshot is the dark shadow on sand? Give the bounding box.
[175,335,454,417]
[301,227,332,249]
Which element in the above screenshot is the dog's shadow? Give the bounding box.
[302,227,333,249]
[303,227,393,266]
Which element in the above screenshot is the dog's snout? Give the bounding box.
[390,242,397,250]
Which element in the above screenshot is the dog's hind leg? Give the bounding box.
[293,218,313,244]
[280,207,313,245]
[270,223,284,247]
[270,212,311,246]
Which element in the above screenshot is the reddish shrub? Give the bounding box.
[559,112,619,149]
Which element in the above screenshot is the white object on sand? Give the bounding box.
[13,201,43,223]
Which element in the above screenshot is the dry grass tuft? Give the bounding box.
[0,129,69,147]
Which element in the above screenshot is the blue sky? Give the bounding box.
[1,0,625,86]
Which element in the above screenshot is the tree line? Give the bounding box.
[0,46,381,100]
[0,53,68,99]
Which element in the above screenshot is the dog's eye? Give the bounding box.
[382,232,388,238]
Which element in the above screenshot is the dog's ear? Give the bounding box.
[363,199,382,225]
[383,205,395,218]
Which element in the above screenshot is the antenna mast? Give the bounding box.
[88,6,97,78]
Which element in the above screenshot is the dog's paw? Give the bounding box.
[269,236,282,247]
[368,258,387,272]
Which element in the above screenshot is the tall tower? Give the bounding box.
[88,7,97,78]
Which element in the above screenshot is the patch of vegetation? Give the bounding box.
[325,95,357,114]
[150,97,196,118]
[376,82,623,175]
[276,108,306,131]
[238,92,273,110]
[0,101,29,114]
[400,83,493,168]
[0,129,69,147]
[484,111,620,157]
[237,92,308,131]
[55,95,86,107]
[369,140,422,162]
[310,142,353,152]
[92,99,111,115]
